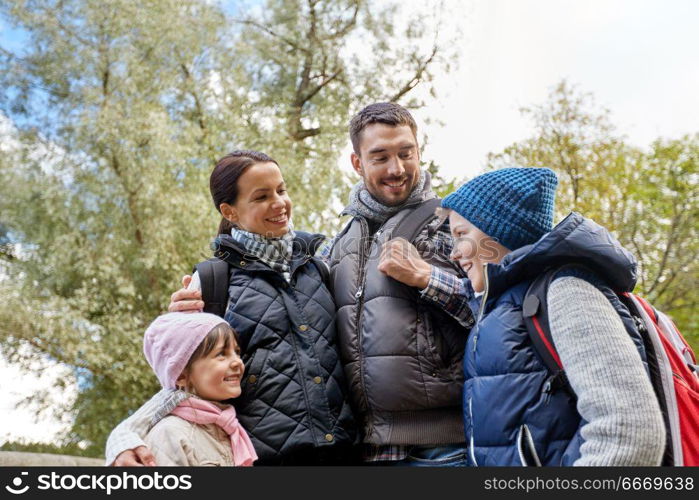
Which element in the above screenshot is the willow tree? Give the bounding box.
[488,81,698,348]
[0,0,457,455]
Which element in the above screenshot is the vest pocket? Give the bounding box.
[517,424,542,466]
[241,348,270,397]
[419,307,446,372]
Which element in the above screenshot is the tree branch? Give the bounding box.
[180,62,208,133]
[321,3,360,41]
[647,211,681,295]
[300,68,342,104]
[291,127,321,141]
[389,44,438,102]
[234,19,309,54]
[106,151,144,246]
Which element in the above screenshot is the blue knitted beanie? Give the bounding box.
[442,167,558,250]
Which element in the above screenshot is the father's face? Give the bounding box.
[351,123,420,207]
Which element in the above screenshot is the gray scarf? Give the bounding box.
[343,169,436,224]
[230,226,295,282]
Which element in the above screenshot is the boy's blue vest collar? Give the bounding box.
[483,212,637,301]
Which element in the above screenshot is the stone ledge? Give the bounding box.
[0,451,104,466]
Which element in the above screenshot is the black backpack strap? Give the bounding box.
[522,266,578,397]
[193,258,231,318]
[389,197,442,243]
[311,257,330,285]
[523,268,566,373]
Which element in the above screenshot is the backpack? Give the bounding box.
[522,265,699,466]
[194,197,444,319]
[192,255,329,319]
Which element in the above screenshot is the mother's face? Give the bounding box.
[220,162,292,238]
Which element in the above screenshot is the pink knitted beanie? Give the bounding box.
[143,312,228,389]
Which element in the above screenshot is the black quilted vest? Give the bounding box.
[212,231,357,463]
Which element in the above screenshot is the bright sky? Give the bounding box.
[0,353,75,445]
[1,0,698,445]
[406,0,699,181]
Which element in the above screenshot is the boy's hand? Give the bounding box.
[168,275,204,313]
[112,446,156,467]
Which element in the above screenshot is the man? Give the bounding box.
[106,102,473,466]
[320,103,472,464]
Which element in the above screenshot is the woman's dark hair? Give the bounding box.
[210,150,279,235]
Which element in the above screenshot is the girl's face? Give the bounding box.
[179,336,245,401]
[220,162,292,238]
[448,211,510,293]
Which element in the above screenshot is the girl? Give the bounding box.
[440,167,665,466]
[142,312,257,466]
[106,150,356,466]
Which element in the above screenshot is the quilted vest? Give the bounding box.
[212,231,357,463]
[328,205,467,446]
[463,213,647,466]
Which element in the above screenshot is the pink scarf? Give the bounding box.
[171,398,257,466]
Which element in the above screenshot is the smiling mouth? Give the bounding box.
[223,376,240,383]
[267,213,288,223]
[383,179,407,189]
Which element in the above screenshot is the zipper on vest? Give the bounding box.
[477,263,490,322]
[468,397,478,465]
[542,378,553,405]
[472,264,490,353]
[354,218,376,422]
[517,424,543,466]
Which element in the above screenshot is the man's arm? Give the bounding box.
[168,275,205,313]
[143,418,196,466]
[418,266,474,329]
[105,389,187,465]
[378,224,474,329]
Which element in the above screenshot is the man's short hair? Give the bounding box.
[349,102,418,154]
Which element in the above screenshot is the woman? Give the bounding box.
[105,151,357,466]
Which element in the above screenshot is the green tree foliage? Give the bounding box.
[1,439,86,457]
[488,81,698,350]
[426,159,462,199]
[0,0,456,455]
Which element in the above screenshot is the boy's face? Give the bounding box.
[448,211,510,293]
[181,337,245,401]
[350,123,421,207]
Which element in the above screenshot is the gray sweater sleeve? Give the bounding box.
[548,277,665,466]
[104,388,187,465]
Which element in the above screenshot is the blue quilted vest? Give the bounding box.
[463,213,647,466]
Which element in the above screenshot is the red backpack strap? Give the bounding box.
[617,292,678,465]
[522,267,573,396]
[637,295,697,364]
